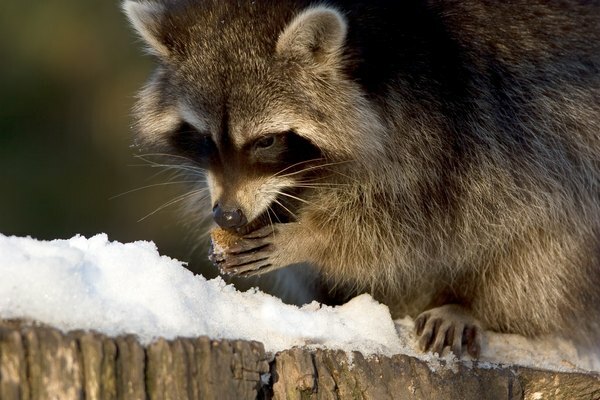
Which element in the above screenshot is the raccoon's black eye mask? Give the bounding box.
[169,123,322,172]
[255,130,322,168]
[168,121,216,168]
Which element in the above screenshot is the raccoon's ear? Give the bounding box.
[122,1,169,57]
[276,6,347,66]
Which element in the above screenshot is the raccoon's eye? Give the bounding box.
[169,122,216,166]
[249,133,288,164]
[254,135,276,150]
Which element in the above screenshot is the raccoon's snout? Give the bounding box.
[213,204,248,229]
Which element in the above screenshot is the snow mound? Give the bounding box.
[0,233,598,373]
[0,233,401,356]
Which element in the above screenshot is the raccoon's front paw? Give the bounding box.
[209,225,277,276]
[414,304,482,358]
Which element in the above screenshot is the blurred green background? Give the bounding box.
[0,1,215,276]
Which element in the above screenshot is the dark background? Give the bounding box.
[1,1,215,276]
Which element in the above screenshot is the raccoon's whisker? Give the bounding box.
[267,190,310,205]
[320,167,360,183]
[271,198,298,221]
[137,188,208,222]
[198,230,212,241]
[135,152,191,159]
[272,160,339,179]
[135,152,200,165]
[292,185,348,191]
[271,158,327,178]
[127,163,197,176]
[109,181,202,200]
[295,176,350,185]
[134,154,187,166]
[126,164,204,188]
[266,205,276,236]
[134,154,206,176]
[138,161,205,177]
[293,182,351,188]
[294,173,338,182]
[269,197,319,236]
[131,162,204,178]
[276,160,354,179]
[147,166,205,183]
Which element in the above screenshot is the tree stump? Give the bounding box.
[0,320,598,399]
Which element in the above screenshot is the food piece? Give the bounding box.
[210,227,242,255]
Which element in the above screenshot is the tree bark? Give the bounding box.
[0,320,598,399]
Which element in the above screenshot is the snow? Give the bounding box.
[0,233,400,356]
[0,233,598,373]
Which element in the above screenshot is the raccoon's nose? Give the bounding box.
[213,204,248,229]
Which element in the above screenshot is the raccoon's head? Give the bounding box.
[124,0,385,233]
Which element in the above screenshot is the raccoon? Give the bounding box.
[124,0,600,357]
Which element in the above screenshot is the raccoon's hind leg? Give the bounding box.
[414,304,483,358]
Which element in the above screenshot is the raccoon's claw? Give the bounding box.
[210,226,277,276]
[242,224,277,239]
[414,304,482,358]
[218,258,272,276]
[227,235,273,254]
[218,245,272,269]
[211,248,273,276]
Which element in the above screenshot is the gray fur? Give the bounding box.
[125,0,600,350]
